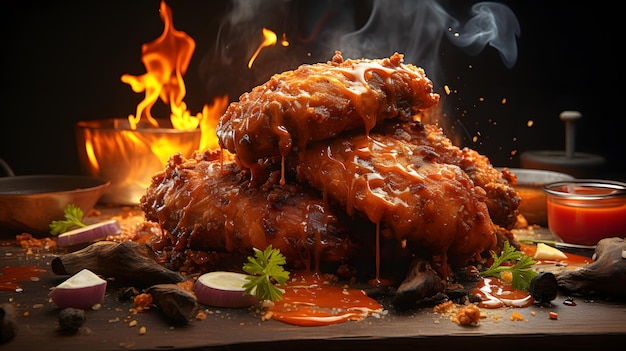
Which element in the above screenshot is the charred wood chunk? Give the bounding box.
[556,237,626,299]
[51,241,184,287]
[392,258,446,310]
[146,284,198,325]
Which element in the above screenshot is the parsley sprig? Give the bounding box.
[49,204,87,235]
[480,241,538,291]
[242,245,290,301]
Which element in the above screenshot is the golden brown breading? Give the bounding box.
[288,124,499,271]
[217,52,440,168]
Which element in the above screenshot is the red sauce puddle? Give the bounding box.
[0,265,47,291]
[471,277,534,309]
[266,272,383,326]
[519,243,592,265]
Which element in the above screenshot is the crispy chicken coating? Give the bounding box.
[288,123,499,271]
[140,151,354,273]
[373,121,520,229]
[217,52,440,168]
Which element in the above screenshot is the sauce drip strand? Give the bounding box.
[266,272,384,326]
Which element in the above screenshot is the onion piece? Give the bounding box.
[49,269,107,309]
[193,271,259,308]
[56,219,121,247]
[533,242,568,261]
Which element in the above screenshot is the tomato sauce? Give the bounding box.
[266,272,383,326]
[546,198,626,246]
[471,277,534,309]
[0,265,47,291]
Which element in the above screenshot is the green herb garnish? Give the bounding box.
[49,204,86,235]
[480,241,538,291]
[242,245,290,301]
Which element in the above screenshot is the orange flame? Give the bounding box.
[199,95,229,151]
[77,1,232,204]
[121,0,202,131]
[248,28,278,69]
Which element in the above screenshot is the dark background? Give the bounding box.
[1,0,624,179]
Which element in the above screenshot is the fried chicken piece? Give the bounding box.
[288,124,500,274]
[374,121,521,229]
[140,150,353,273]
[217,51,440,168]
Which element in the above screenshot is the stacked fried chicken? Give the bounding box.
[141,52,520,284]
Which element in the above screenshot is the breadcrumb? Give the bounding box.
[510,311,525,321]
[434,301,483,326]
[452,304,482,326]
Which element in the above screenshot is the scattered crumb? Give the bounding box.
[549,312,558,320]
[433,301,455,314]
[131,293,153,313]
[510,311,525,321]
[138,326,147,335]
[433,301,483,326]
[15,233,57,250]
[452,304,482,326]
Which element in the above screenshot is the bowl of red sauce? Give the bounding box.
[544,179,626,246]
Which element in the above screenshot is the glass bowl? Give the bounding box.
[543,179,626,246]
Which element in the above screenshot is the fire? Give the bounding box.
[199,95,229,151]
[248,28,278,69]
[121,0,210,132]
[77,1,231,205]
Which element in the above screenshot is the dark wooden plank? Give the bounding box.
[1,216,625,350]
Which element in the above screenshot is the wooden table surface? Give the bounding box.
[1,208,625,350]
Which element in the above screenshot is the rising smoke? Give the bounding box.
[199,0,520,121]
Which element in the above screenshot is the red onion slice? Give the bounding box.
[193,271,259,308]
[56,219,121,247]
[49,269,107,309]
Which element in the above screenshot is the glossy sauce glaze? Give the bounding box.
[266,272,384,326]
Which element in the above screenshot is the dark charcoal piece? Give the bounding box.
[58,308,86,334]
[0,303,17,343]
[391,258,446,310]
[146,284,198,325]
[530,272,559,303]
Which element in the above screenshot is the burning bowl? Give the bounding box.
[0,175,109,235]
[75,118,201,205]
[544,179,626,246]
